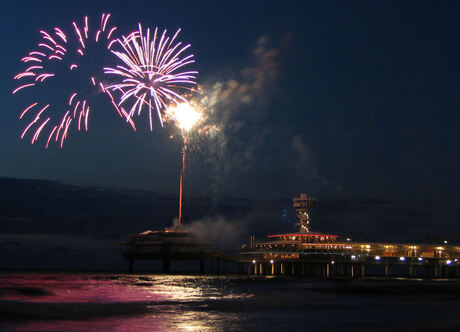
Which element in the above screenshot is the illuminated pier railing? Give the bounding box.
[240,241,460,278]
[242,241,460,260]
[244,241,460,259]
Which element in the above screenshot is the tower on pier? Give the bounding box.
[293,193,316,233]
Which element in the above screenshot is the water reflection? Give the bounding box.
[0,273,243,331]
[0,273,230,303]
[2,272,460,331]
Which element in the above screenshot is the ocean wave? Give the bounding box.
[0,286,51,297]
[0,301,151,321]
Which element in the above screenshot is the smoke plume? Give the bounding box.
[185,34,293,197]
[181,216,247,250]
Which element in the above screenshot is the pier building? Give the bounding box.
[240,193,460,278]
[121,229,209,273]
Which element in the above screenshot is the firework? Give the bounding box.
[166,102,202,132]
[166,102,203,224]
[104,24,198,130]
[12,13,131,148]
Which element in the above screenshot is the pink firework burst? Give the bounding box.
[104,24,198,130]
[12,13,130,148]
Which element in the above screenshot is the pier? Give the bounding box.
[240,242,460,278]
[120,193,460,278]
[239,193,460,279]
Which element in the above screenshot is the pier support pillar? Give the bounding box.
[409,265,415,278]
[361,264,366,278]
[162,259,171,274]
[129,260,134,274]
[259,263,264,275]
[271,263,275,275]
[385,264,392,278]
[291,263,296,276]
[350,264,355,278]
[281,263,285,275]
[326,264,330,278]
[341,264,346,277]
[425,264,433,279]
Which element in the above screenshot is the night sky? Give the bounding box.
[0,1,459,269]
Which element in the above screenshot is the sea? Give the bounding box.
[1,272,460,331]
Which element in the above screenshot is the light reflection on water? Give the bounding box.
[0,273,216,303]
[1,272,460,331]
[0,273,247,331]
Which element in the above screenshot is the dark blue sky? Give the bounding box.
[1,0,459,203]
[0,1,459,270]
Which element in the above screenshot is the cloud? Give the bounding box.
[292,134,310,167]
[254,36,269,56]
[0,233,116,251]
[0,233,122,270]
[289,134,318,181]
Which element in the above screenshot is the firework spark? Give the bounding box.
[12,13,130,148]
[104,24,198,130]
[167,102,202,132]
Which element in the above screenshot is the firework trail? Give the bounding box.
[179,143,187,224]
[166,102,202,224]
[104,24,198,130]
[12,13,131,148]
